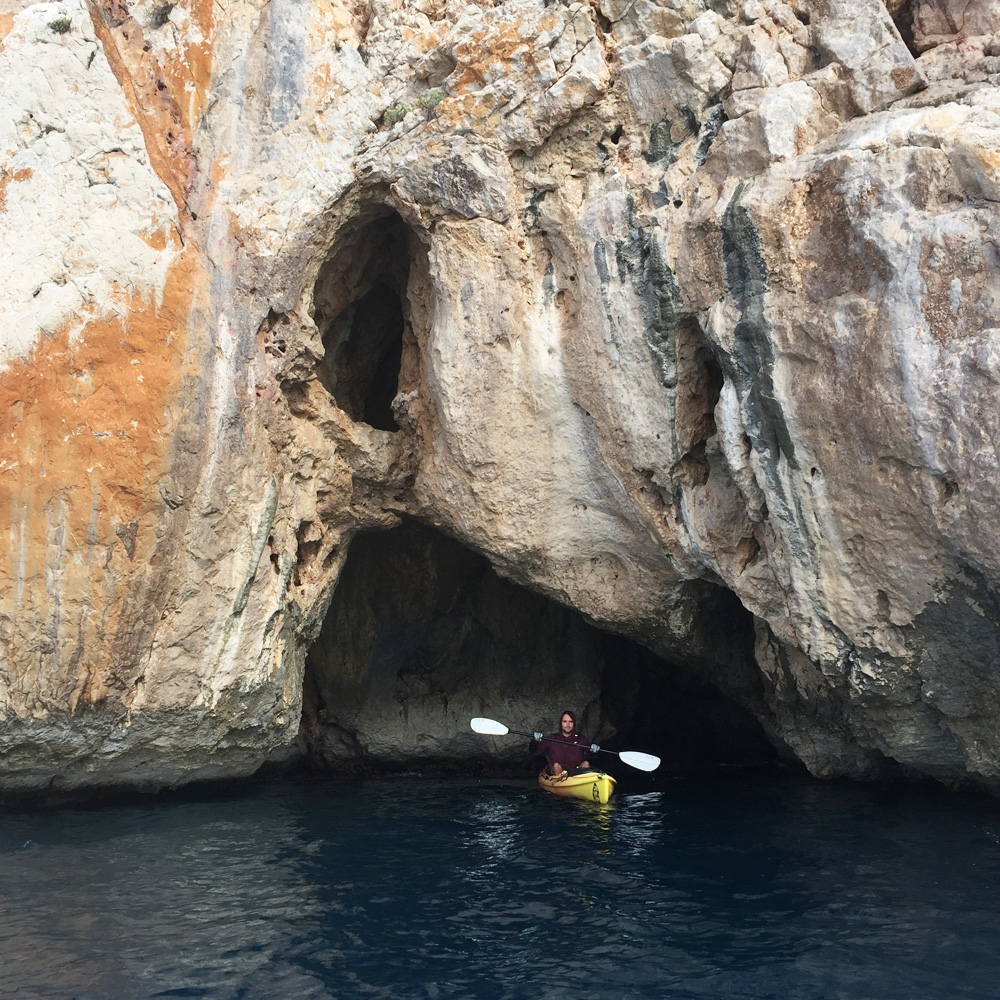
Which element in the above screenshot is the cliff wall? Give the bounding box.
[2,0,999,791]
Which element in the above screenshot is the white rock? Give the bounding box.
[758,80,824,159]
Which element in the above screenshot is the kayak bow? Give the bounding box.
[537,769,616,805]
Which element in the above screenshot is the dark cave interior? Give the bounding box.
[302,520,777,775]
[313,210,413,432]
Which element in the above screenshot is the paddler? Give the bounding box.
[530,710,597,776]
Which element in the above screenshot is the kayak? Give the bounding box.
[538,769,616,805]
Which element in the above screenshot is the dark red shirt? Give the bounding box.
[530,731,589,773]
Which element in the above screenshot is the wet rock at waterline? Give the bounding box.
[1,0,1000,794]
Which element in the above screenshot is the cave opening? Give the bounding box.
[313,210,417,432]
[301,520,778,776]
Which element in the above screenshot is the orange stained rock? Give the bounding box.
[0,167,33,213]
[0,243,202,713]
[86,0,216,220]
[0,13,13,47]
[977,146,1000,172]
[450,12,558,95]
[140,222,179,252]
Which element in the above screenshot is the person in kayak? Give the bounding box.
[530,710,596,775]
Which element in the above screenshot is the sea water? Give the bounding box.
[1,770,999,999]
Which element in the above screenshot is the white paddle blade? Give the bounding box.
[619,750,661,772]
[471,717,510,736]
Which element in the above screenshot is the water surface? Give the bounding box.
[1,770,998,999]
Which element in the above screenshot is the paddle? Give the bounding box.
[470,717,661,772]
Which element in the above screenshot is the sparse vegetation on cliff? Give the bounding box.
[383,89,446,127]
[383,102,412,126]
[48,17,72,33]
[417,88,445,110]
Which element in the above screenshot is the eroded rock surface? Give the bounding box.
[2,0,1000,793]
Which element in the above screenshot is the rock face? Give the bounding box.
[1,0,999,793]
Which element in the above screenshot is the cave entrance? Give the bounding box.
[302,520,777,775]
[313,210,418,431]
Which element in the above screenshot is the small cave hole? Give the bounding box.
[935,473,958,504]
[681,106,699,137]
[674,317,724,484]
[320,282,403,431]
[313,211,420,433]
[610,124,625,145]
[888,0,919,58]
[877,590,891,618]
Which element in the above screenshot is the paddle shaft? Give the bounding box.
[506,726,615,760]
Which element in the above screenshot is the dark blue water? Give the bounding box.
[2,771,999,999]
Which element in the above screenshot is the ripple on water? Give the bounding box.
[1,773,1000,999]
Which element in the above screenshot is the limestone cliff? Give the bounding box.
[1,0,999,792]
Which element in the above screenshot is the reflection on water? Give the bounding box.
[1,772,999,999]
[468,797,521,864]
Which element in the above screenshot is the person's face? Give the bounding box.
[560,714,574,736]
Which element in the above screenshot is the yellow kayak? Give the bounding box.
[538,769,616,804]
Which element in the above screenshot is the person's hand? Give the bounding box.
[591,743,600,753]
[533,732,543,741]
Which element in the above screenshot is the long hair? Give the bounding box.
[558,710,577,735]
